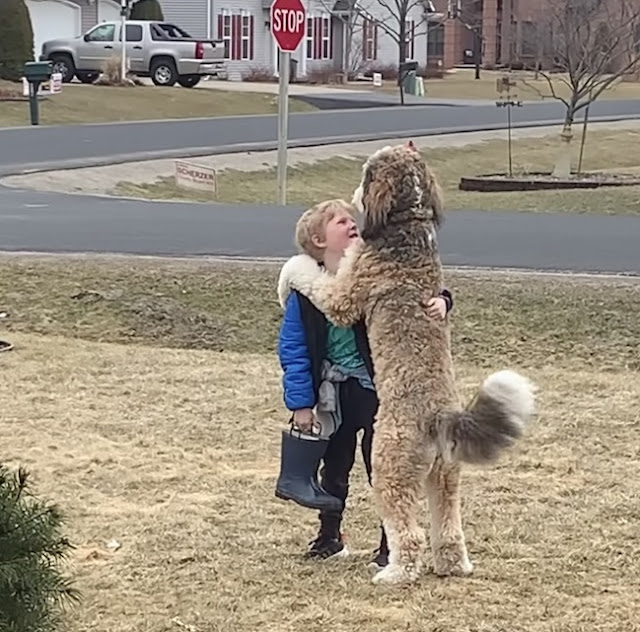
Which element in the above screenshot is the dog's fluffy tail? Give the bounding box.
[437,370,536,465]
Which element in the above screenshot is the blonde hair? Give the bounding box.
[295,199,356,261]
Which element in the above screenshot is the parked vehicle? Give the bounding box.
[40,20,226,87]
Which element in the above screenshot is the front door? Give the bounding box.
[76,22,117,71]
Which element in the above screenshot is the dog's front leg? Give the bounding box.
[312,272,364,327]
[308,242,369,327]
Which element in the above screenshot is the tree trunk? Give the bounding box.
[398,19,407,105]
[552,112,575,178]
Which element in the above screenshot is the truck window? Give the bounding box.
[86,24,115,42]
[122,24,143,42]
[151,23,192,40]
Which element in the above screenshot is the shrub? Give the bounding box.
[242,65,276,82]
[129,0,164,20]
[0,0,34,82]
[0,464,80,632]
[306,64,340,84]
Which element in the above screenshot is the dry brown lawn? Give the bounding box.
[1,256,639,631]
[114,129,640,215]
[0,80,314,127]
[345,68,640,102]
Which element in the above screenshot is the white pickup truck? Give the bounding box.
[40,20,226,88]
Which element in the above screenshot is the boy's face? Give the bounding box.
[313,211,359,256]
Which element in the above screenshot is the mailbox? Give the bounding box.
[23,61,53,126]
[24,61,53,83]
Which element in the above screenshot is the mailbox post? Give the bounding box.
[24,61,53,126]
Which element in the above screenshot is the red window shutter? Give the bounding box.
[217,14,224,57]
[250,15,254,60]
[373,22,378,61]
[230,14,237,60]
[237,14,243,61]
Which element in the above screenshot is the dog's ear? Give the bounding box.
[361,175,394,239]
[425,167,444,228]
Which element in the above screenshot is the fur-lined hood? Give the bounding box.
[277,254,323,308]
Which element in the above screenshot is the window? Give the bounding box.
[86,23,115,42]
[520,21,536,57]
[122,25,143,42]
[363,18,377,61]
[218,11,254,61]
[241,13,252,60]
[150,23,192,40]
[427,22,444,57]
[405,19,415,60]
[306,14,331,60]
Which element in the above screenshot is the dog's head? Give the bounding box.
[351,141,443,240]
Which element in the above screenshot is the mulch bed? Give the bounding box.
[459,171,640,192]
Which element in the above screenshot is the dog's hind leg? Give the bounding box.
[426,458,473,577]
[370,416,432,585]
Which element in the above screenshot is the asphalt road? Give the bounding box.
[1,184,638,274]
[2,98,640,174]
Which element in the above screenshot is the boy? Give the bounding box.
[275,199,452,567]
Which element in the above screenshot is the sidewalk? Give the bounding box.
[138,77,496,106]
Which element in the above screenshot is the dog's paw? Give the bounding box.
[372,563,418,585]
[433,552,473,577]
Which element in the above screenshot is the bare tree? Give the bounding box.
[320,0,365,79]
[447,0,483,78]
[357,0,440,102]
[357,0,431,68]
[521,0,640,178]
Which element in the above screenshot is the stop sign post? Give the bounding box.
[270,0,306,204]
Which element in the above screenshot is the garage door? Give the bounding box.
[97,0,121,23]
[26,0,82,59]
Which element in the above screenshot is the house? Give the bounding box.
[158,0,438,81]
[25,0,121,60]
[439,0,640,73]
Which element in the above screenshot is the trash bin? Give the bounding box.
[403,70,416,95]
[399,60,418,95]
[290,57,298,83]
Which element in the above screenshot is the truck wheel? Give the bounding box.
[177,75,201,88]
[150,58,178,86]
[76,71,99,84]
[51,54,75,83]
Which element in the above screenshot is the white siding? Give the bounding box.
[159,0,209,38]
[217,0,269,81]
[354,0,428,70]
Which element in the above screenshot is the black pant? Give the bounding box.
[319,377,378,531]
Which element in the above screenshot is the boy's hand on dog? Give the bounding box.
[427,297,447,320]
[293,408,315,433]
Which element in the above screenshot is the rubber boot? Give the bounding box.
[275,429,344,512]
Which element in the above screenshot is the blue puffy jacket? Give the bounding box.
[277,286,453,412]
[278,291,315,410]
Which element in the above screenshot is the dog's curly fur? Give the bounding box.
[282,143,536,585]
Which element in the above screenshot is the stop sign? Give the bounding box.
[270,0,306,53]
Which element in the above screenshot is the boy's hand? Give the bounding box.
[427,296,447,320]
[293,408,315,433]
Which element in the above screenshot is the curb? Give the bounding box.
[2,114,640,178]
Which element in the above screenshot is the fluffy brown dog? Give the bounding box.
[297,142,536,585]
